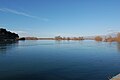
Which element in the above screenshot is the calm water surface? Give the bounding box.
[0,40,120,80]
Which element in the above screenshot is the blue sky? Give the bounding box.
[0,0,120,37]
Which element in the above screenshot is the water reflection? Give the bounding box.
[0,41,18,54]
[117,42,120,52]
[0,40,120,80]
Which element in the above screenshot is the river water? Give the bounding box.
[0,40,120,80]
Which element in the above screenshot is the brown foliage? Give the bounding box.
[114,38,120,42]
[94,36,103,41]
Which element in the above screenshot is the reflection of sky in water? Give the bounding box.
[1,40,120,54]
[0,42,18,54]
[0,40,120,80]
[117,42,120,52]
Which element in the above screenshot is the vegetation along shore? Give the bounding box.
[1,28,120,43]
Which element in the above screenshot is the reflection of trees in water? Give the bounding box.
[117,42,120,52]
[0,41,18,54]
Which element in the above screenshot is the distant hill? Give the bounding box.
[20,37,54,40]
[24,37,38,40]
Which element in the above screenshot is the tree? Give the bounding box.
[55,36,62,40]
[0,28,19,41]
[67,37,70,40]
[94,36,103,41]
[117,33,120,38]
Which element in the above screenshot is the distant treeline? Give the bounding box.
[19,33,120,42]
[19,36,84,40]
[54,36,84,40]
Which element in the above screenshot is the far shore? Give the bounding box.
[18,35,120,43]
[1,28,120,43]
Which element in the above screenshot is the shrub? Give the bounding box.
[94,36,103,41]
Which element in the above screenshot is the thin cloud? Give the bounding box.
[0,8,48,21]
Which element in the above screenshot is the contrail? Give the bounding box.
[0,8,48,21]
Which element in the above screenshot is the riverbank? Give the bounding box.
[110,74,120,80]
